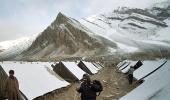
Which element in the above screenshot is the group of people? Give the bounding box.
[1,63,103,100]
[4,70,102,100]
[4,64,135,100]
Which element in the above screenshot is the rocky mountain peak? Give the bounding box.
[17,12,115,60]
[53,12,69,25]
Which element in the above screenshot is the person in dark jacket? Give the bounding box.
[128,66,135,85]
[5,70,21,100]
[76,74,97,100]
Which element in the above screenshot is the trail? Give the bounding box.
[42,62,140,100]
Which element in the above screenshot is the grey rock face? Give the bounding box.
[20,13,113,60]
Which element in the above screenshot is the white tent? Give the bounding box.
[117,60,127,69]
[1,62,69,100]
[119,61,130,70]
[121,61,138,73]
[133,59,166,80]
[62,61,86,80]
[120,60,170,100]
[92,62,102,69]
[82,61,99,73]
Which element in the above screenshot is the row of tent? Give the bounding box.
[0,61,103,100]
[116,59,166,81]
[116,59,170,100]
[52,61,102,82]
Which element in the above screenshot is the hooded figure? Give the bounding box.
[77,74,97,100]
[5,70,21,100]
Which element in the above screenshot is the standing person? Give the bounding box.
[76,74,97,100]
[128,66,135,85]
[5,70,21,100]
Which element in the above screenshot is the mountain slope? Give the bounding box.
[79,6,170,54]
[16,13,117,60]
[0,37,34,60]
[1,1,170,61]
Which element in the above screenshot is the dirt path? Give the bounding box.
[44,62,140,100]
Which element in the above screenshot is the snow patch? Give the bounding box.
[116,42,138,52]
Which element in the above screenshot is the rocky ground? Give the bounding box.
[38,61,141,100]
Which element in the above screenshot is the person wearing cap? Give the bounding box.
[76,74,97,100]
[5,70,21,100]
[128,66,135,84]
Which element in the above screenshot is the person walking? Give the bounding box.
[128,66,135,85]
[5,70,21,100]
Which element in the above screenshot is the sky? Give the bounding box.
[0,0,167,42]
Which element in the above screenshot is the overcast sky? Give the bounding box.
[0,0,167,42]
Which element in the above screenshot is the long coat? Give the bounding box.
[5,76,21,100]
[77,82,97,100]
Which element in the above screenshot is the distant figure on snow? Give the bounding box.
[128,66,135,85]
[5,70,21,100]
[76,74,103,100]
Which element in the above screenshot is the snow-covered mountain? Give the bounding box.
[0,36,35,60]
[14,12,117,61]
[0,0,170,61]
[79,5,170,54]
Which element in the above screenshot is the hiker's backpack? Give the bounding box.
[92,80,103,95]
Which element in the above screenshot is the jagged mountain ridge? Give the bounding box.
[16,12,117,60]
